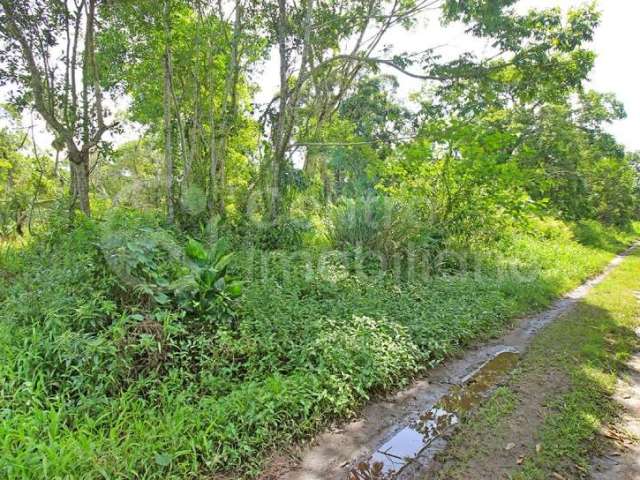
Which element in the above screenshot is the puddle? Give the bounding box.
[349,351,520,479]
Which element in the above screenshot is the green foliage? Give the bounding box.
[98,213,184,307]
[337,75,410,159]
[1,0,640,478]
[1,218,116,332]
[328,195,423,262]
[1,209,637,478]
[585,157,637,226]
[386,85,637,235]
[380,134,529,245]
[250,216,311,250]
[93,139,164,210]
[97,0,261,214]
[99,211,241,326]
[177,237,242,323]
[0,125,61,238]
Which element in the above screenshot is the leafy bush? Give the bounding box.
[99,219,183,307]
[571,219,636,252]
[250,216,311,250]
[585,157,637,226]
[175,238,242,325]
[1,218,117,333]
[98,213,241,326]
[328,195,422,262]
[523,215,574,242]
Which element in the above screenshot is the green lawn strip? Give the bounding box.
[514,249,640,479]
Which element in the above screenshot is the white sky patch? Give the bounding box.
[515,1,640,150]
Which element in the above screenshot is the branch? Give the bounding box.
[0,2,75,148]
[293,135,418,148]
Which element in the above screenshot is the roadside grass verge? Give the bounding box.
[0,216,637,478]
[434,248,640,479]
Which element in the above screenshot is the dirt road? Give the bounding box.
[590,347,640,480]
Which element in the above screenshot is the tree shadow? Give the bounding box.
[571,220,633,253]
[523,297,640,478]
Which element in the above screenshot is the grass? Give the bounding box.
[434,247,640,479]
[517,249,640,479]
[0,213,638,479]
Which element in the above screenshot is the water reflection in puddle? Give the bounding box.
[349,350,519,479]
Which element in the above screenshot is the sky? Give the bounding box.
[581,1,640,151]
[363,0,640,151]
[3,1,639,152]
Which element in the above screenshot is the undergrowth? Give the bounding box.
[0,211,637,479]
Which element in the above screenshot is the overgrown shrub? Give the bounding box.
[250,216,311,250]
[175,238,242,326]
[328,195,422,262]
[99,212,242,326]
[1,217,117,333]
[1,209,638,479]
[585,157,637,226]
[99,218,183,307]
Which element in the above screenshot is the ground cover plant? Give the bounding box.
[0,212,637,479]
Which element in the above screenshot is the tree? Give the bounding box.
[163,0,175,222]
[257,0,603,221]
[0,121,59,237]
[91,139,164,210]
[260,0,431,219]
[98,0,261,221]
[0,0,116,215]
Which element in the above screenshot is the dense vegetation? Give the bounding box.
[0,0,639,478]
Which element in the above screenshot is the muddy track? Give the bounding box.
[281,243,638,480]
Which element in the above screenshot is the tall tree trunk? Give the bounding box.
[208,119,219,213]
[2,0,118,222]
[267,0,290,221]
[70,151,91,216]
[163,0,175,223]
[217,0,243,215]
[267,0,314,220]
[206,0,243,217]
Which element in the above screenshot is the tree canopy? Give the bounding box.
[0,0,636,232]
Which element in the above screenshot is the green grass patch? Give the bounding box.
[514,250,640,479]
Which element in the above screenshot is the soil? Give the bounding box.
[428,365,569,479]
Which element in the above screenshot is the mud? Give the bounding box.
[354,350,520,478]
[427,359,570,479]
[281,245,637,480]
